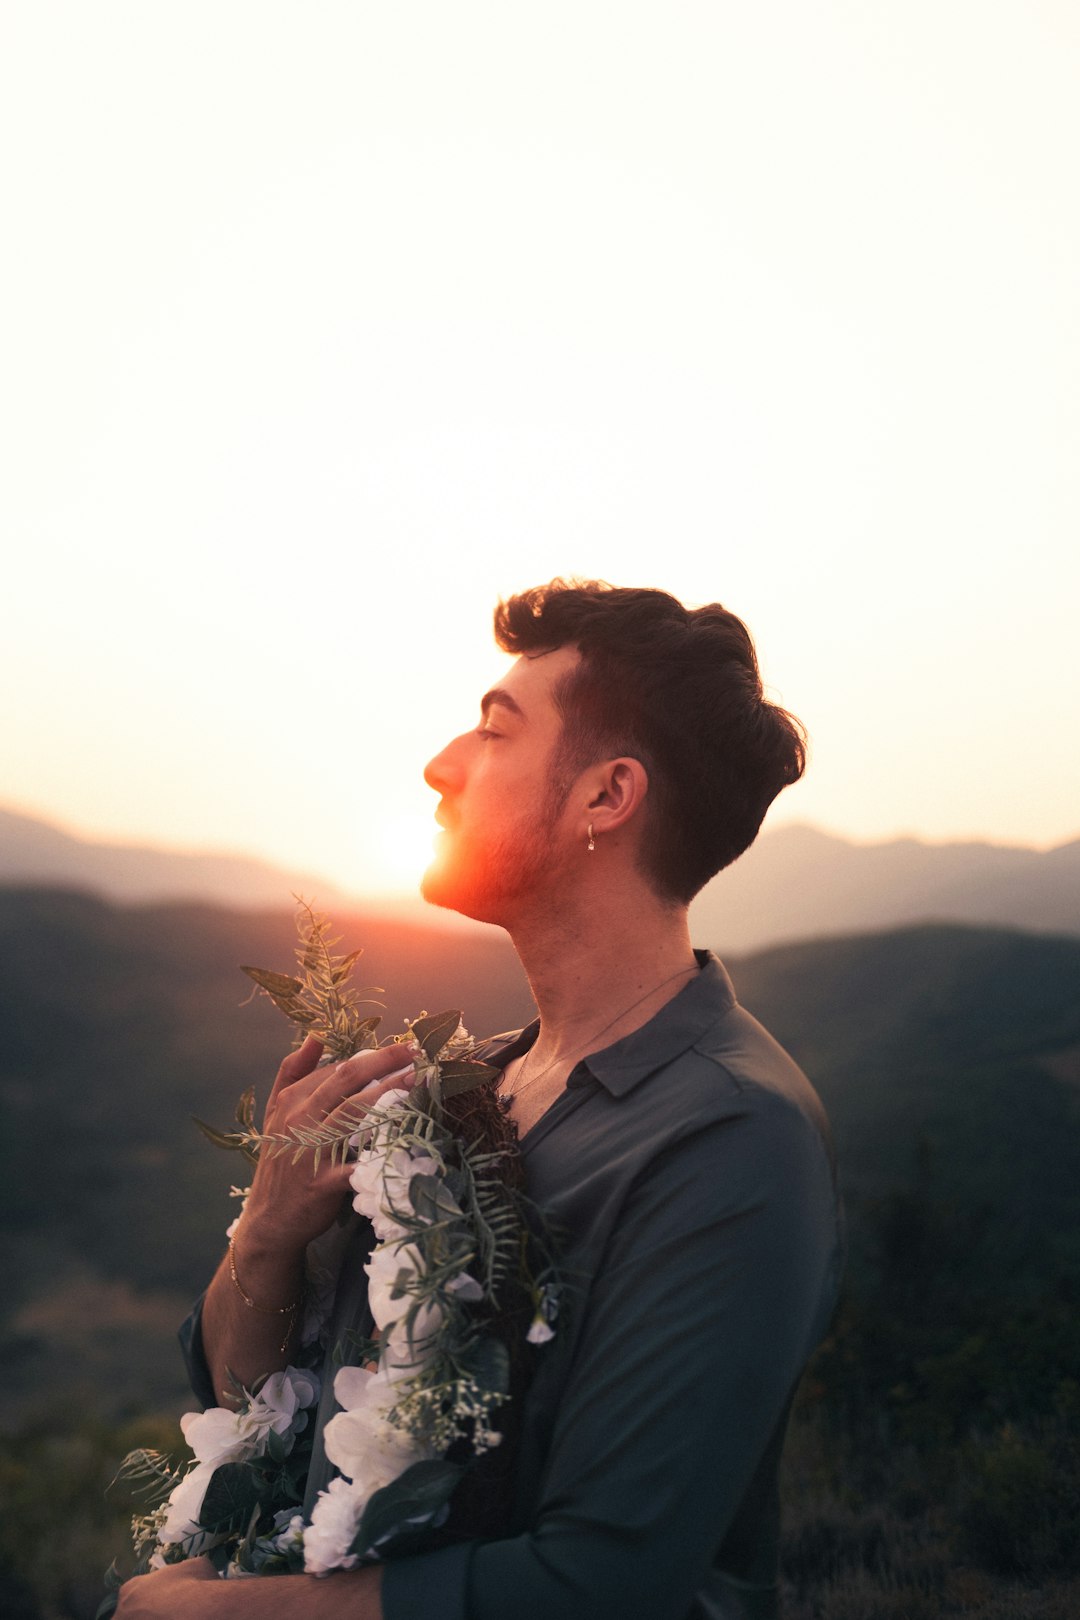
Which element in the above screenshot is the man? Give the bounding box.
[119,581,843,1620]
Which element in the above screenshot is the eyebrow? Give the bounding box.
[480,687,526,721]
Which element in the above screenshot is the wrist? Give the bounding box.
[231,1209,307,1271]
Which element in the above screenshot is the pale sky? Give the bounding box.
[3,3,1077,896]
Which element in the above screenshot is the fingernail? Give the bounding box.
[382,1062,416,1086]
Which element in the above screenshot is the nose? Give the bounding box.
[423,733,464,795]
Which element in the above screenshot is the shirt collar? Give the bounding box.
[478,950,737,1098]
[576,950,737,1098]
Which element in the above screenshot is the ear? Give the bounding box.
[584,757,649,837]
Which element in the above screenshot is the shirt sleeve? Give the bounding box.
[177,1291,216,1410]
[381,1092,842,1620]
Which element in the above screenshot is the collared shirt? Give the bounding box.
[182,951,843,1620]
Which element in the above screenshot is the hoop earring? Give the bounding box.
[587,824,596,852]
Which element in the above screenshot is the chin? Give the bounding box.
[420,859,501,925]
[420,837,539,928]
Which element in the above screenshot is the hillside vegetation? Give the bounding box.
[1,890,1078,1618]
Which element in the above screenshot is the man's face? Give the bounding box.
[420,645,582,925]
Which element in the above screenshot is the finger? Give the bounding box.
[308,1043,420,1115]
[270,1034,324,1100]
[314,1069,420,1146]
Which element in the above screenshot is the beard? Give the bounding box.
[420,795,564,925]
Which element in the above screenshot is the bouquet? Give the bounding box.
[106,902,559,1602]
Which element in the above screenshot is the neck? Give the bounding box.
[506,874,698,1063]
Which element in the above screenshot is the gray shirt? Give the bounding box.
[184,951,843,1619]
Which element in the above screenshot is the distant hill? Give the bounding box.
[1,887,1078,1431]
[691,822,1080,952]
[3,805,1077,954]
[0,805,362,912]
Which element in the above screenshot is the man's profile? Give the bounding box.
[121,580,844,1620]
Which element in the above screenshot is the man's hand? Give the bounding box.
[114,1557,220,1617]
[114,1560,384,1619]
[200,1034,419,1400]
[241,1035,420,1255]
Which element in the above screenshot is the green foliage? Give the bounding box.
[410,1010,466,1060]
[0,1411,180,1620]
[958,1413,1080,1578]
[240,898,386,1061]
[109,1446,183,1510]
[349,1459,463,1561]
[191,1084,259,1164]
[108,904,552,1576]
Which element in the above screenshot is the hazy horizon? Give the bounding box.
[3,5,1077,894]
[2,796,1076,911]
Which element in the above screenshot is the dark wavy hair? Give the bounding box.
[494,580,807,905]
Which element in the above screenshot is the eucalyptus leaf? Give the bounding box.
[441,1065,500,1099]
[410,1010,462,1059]
[234,1085,256,1129]
[405,1079,434,1113]
[349,1459,463,1561]
[410,1173,465,1224]
[240,965,305,999]
[199,1461,266,1535]
[460,1334,511,1397]
[191,1116,245,1153]
[331,948,364,983]
[442,1167,469,1203]
[233,1501,264,1572]
[439,1059,500,1083]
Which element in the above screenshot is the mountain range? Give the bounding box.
[1,884,1078,1433]
[2,804,1077,954]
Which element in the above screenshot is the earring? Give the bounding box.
[587,823,596,852]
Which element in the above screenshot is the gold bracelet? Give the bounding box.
[227,1236,304,1354]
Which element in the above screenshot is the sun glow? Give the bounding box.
[2,6,1078,870]
[368,810,441,897]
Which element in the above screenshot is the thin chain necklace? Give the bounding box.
[509,963,699,1101]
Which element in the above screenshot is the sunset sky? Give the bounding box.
[3,3,1077,897]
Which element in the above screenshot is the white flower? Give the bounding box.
[163,1368,320,1547]
[363,1240,443,1346]
[323,1363,429,1496]
[163,1403,277,1547]
[270,1511,305,1550]
[160,1459,222,1544]
[250,1367,320,1441]
[323,1406,423,1497]
[380,1319,437,1381]
[303,1477,365,1577]
[446,1271,484,1303]
[333,1363,391,1411]
[526,1282,560,1344]
[350,1147,410,1241]
[180,1406,259,1469]
[350,1145,445,1242]
[225,1185,251,1241]
[359,1088,414,1154]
